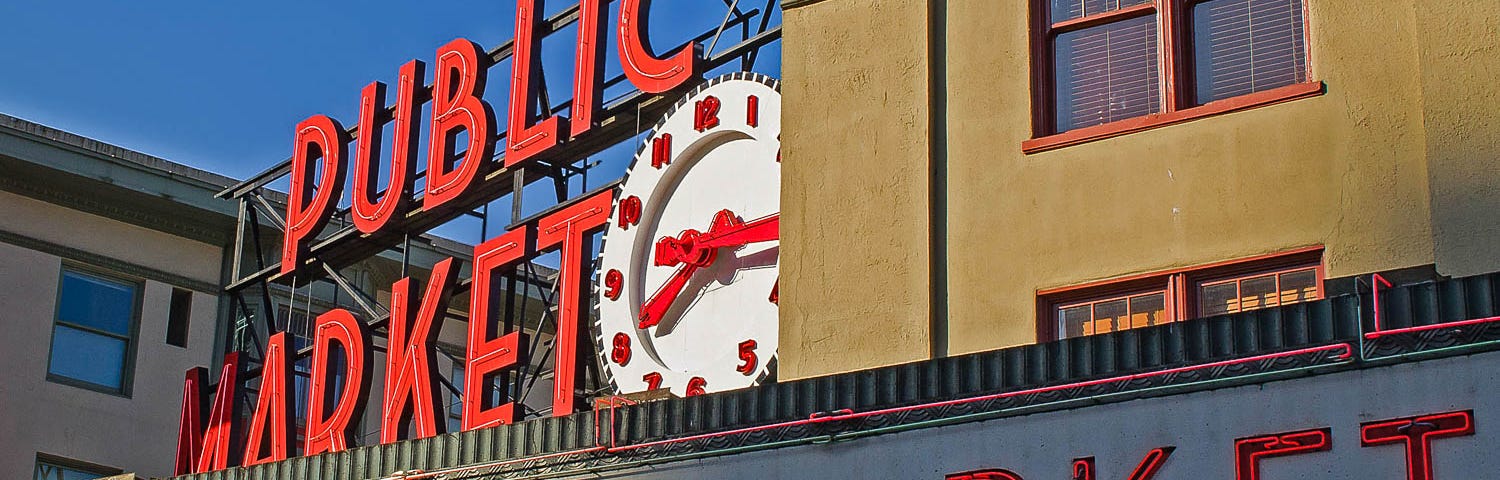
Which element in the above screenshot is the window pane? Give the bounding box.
[1092,298,1128,334]
[58,270,135,335]
[1060,305,1092,338]
[1199,282,1239,316]
[34,461,107,480]
[293,334,311,419]
[1278,269,1318,304]
[451,366,466,414]
[49,324,128,390]
[1054,15,1161,132]
[1239,274,1278,310]
[1191,0,1308,103]
[1128,293,1167,328]
[1050,0,1152,23]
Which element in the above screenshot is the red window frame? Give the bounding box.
[1037,246,1325,342]
[1026,0,1323,153]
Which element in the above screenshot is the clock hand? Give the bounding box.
[698,212,778,250]
[640,230,715,329]
[637,211,778,329]
[638,262,700,329]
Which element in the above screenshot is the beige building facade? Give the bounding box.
[778,0,1500,379]
[0,114,553,478]
[0,114,238,479]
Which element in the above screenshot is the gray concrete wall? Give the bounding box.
[0,190,221,479]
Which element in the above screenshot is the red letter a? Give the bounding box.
[304,309,372,455]
[242,333,295,466]
[381,258,457,443]
[174,353,241,475]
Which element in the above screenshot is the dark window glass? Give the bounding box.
[1191,0,1308,103]
[49,269,137,392]
[1051,0,1152,22]
[1128,293,1167,328]
[1239,274,1278,310]
[1197,266,1320,316]
[1092,298,1129,334]
[34,456,116,480]
[57,271,134,335]
[1060,305,1093,338]
[449,365,466,434]
[48,326,129,388]
[1279,269,1318,304]
[1054,14,1161,132]
[293,334,312,421]
[1058,290,1170,339]
[272,306,318,420]
[167,288,192,347]
[1199,281,1240,316]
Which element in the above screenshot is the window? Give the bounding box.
[166,287,192,347]
[448,364,465,433]
[276,305,317,423]
[48,267,140,394]
[1198,265,1318,316]
[1028,0,1318,151]
[34,454,120,480]
[1058,290,1168,338]
[1039,248,1322,340]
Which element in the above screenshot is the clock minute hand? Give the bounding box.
[638,212,777,329]
[699,212,779,249]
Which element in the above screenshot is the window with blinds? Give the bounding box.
[1197,266,1319,317]
[1037,0,1311,137]
[1050,0,1152,22]
[1054,14,1162,132]
[1191,0,1308,104]
[1042,249,1323,340]
[1058,290,1168,338]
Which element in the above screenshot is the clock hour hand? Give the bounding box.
[638,262,700,329]
[639,211,778,329]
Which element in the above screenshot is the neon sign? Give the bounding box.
[176,0,714,473]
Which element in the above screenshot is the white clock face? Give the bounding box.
[594,73,781,397]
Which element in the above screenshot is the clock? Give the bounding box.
[593,72,781,397]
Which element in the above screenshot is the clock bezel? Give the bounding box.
[592,72,782,397]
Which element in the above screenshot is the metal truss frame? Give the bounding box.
[213,0,782,449]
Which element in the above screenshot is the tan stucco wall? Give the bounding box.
[779,0,934,379]
[779,0,1500,375]
[1415,2,1500,277]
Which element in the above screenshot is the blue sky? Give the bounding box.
[0,0,780,183]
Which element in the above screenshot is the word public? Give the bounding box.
[175,0,700,474]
